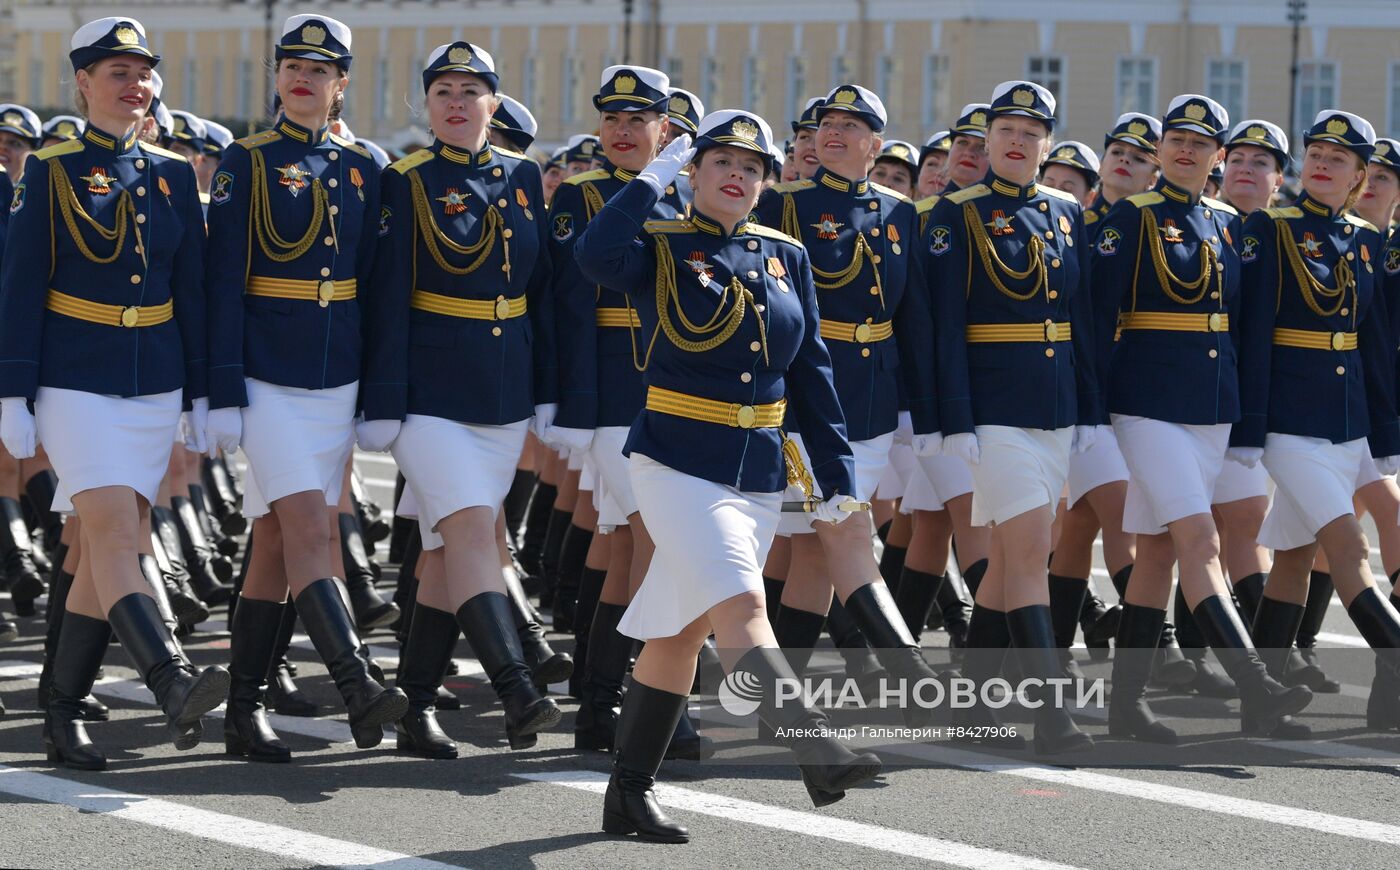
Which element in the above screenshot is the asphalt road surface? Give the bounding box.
[2,455,1399,869]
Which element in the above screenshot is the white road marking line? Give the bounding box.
[515,770,1087,870]
[1260,739,1400,765]
[0,764,463,870]
[1315,631,1368,648]
[881,742,1400,847]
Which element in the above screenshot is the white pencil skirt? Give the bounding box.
[36,387,182,513]
[1066,426,1130,509]
[590,426,637,530]
[1210,454,1270,504]
[393,414,529,533]
[1114,415,1229,536]
[619,453,782,641]
[967,425,1071,527]
[1260,434,1369,550]
[239,379,357,518]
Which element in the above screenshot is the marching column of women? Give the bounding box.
[11,9,1400,848]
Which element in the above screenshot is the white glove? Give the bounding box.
[355,418,401,453]
[912,431,944,457]
[812,494,859,525]
[893,411,914,445]
[0,397,36,459]
[1375,455,1400,476]
[1226,446,1263,469]
[1071,425,1097,455]
[544,425,594,453]
[206,407,243,455]
[943,432,980,465]
[531,403,557,440]
[182,397,209,454]
[637,134,695,196]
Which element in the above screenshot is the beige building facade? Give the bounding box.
[6,0,1400,157]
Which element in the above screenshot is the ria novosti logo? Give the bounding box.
[718,669,764,716]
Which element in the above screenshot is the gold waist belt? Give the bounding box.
[596,306,642,328]
[47,289,172,327]
[1120,311,1229,333]
[246,276,357,307]
[1273,327,1357,351]
[819,318,893,343]
[965,321,1072,343]
[645,385,786,430]
[411,290,526,320]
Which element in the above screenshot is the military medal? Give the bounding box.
[1159,219,1183,243]
[684,251,715,286]
[516,188,533,221]
[985,210,1015,236]
[887,224,902,255]
[767,256,789,292]
[1058,215,1072,235]
[277,163,311,197]
[158,177,171,198]
[811,214,844,240]
[437,187,469,215]
[81,167,115,195]
[1298,232,1324,259]
[349,167,365,202]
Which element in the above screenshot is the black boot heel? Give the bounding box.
[506,698,562,749]
[602,680,691,843]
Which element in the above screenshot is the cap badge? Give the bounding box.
[56,121,77,137]
[1012,88,1036,108]
[2,111,22,128]
[1055,147,1075,159]
[114,26,139,46]
[301,24,326,46]
[1184,103,1207,121]
[614,74,637,95]
[670,95,690,116]
[969,111,987,128]
[731,119,760,142]
[1247,126,1268,140]
[1127,121,1148,137]
[833,89,858,105]
[1327,117,1349,136]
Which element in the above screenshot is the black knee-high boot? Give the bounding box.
[1179,581,1239,698]
[1108,604,1177,744]
[1048,574,1088,679]
[1247,596,1313,738]
[394,602,461,759]
[44,611,111,770]
[202,455,247,536]
[602,680,691,843]
[23,470,63,562]
[295,578,409,747]
[935,573,971,648]
[0,495,46,607]
[36,564,108,721]
[842,582,945,728]
[577,601,631,751]
[740,646,883,807]
[266,600,319,717]
[456,591,561,749]
[339,513,399,631]
[502,470,537,551]
[1006,604,1094,755]
[552,523,591,633]
[150,511,209,627]
[504,562,572,689]
[893,566,942,641]
[388,474,414,565]
[107,593,230,749]
[951,604,1025,748]
[1153,595,1197,688]
[1346,588,1400,728]
[517,480,557,580]
[960,558,989,600]
[826,593,888,693]
[772,604,827,679]
[878,538,908,592]
[540,506,572,605]
[570,565,607,698]
[171,495,234,605]
[224,597,292,762]
[1292,571,1342,692]
[1365,591,1400,730]
[1080,579,1121,647]
[190,482,238,560]
[1192,595,1313,732]
[392,526,423,629]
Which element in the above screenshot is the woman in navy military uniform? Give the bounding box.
[914,130,951,199]
[924,80,1098,754]
[203,14,407,762]
[754,84,944,714]
[574,110,882,844]
[358,40,563,757]
[0,17,229,770]
[1090,95,1313,743]
[788,97,822,181]
[1234,110,1400,732]
[871,139,918,199]
[1039,141,1099,207]
[1085,113,1160,230]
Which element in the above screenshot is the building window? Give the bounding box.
[876,56,898,132]
[921,53,949,130]
[235,59,251,118]
[212,59,225,116]
[1205,58,1246,126]
[1296,60,1337,145]
[560,56,578,125]
[520,56,537,112]
[786,55,807,121]
[743,55,763,111]
[1026,55,1065,120]
[1116,56,1156,117]
[700,57,720,108]
[29,58,43,105]
[829,55,850,88]
[664,57,683,89]
[375,58,392,122]
[1389,63,1400,138]
[182,58,197,109]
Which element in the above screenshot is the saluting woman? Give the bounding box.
[358,41,563,757]
[0,17,228,769]
[574,112,882,844]
[203,14,407,761]
[1090,95,1313,743]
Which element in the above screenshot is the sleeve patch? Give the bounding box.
[379,206,392,238]
[211,171,233,206]
[1240,236,1260,264]
[928,226,951,256]
[1096,227,1121,257]
[552,212,574,243]
[1385,248,1400,276]
[8,182,23,215]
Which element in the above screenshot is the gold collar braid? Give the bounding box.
[409,171,504,276]
[963,201,1046,301]
[1135,207,1219,307]
[50,162,145,267]
[1276,217,1356,323]
[250,148,333,262]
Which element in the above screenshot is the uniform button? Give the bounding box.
[329,205,339,215]
[1039,202,1048,211]
[1045,348,1055,358]
[1048,290,1059,299]
[872,255,882,264]
[665,185,674,195]
[129,274,141,284]
[869,202,879,210]
[1345,225,1354,234]
[498,198,509,208]
[321,267,331,277]
[1210,291,1220,300]
[756,304,765,312]
[861,348,871,358]
[324,236,335,246]
[870,227,880,237]
[750,341,762,352]
[747,270,758,279]
[493,168,503,177]
[1044,230,1055,240]
[869,286,879,295]
[135,213,146,224]
[1341,307,1350,316]
[1208,349,1218,359]
[1337,366,1347,375]
[328,178,338,187]
[135,159,146,169]
[503,229,513,239]
[135,186,146,196]
[1050,258,1061,268]
[491,326,502,337]
[746,240,758,250]
[1347,251,1356,261]
[740,372,752,383]
[1203,209,1212,218]
[1211,236,1218,244]
[328,151,339,161]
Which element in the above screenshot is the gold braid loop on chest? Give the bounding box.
[409,170,502,276]
[963,201,1045,301]
[250,148,329,262]
[1276,217,1356,324]
[1140,207,1218,306]
[50,162,145,266]
[644,235,769,372]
